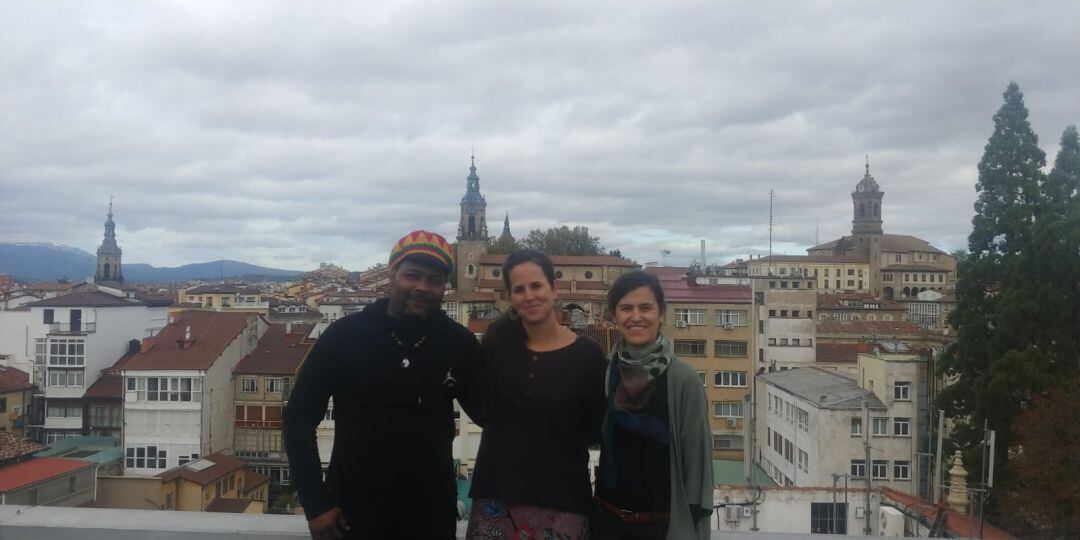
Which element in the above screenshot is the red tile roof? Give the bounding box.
[234,324,314,375]
[121,311,256,372]
[0,457,94,492]
[0,366,32,393]
[205,497,255,513]
[817,319,930,336]
[157,452,246,485]
[817,292,907,310]
[25,282,78,292]
[0,432,46,462]
[658,275,752,304]
[644,266,689,276]
[478,254,639,267]
[468,318,494,334]
[815,342,873,363]
[28,291,143,308]
[83,373,123,400]
[242,468,270,493]
[880,487,1015,540]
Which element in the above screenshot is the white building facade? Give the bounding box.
[754,364,920,496]
[120,312,266,476]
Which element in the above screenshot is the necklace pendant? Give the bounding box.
[401,358,410,368]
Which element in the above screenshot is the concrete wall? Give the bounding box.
[91,475,162,510]
[714,486,881,536]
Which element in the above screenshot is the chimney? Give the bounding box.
[286,322,293,335]
[140,337,155,354]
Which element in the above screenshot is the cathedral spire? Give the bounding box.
[96,197,123,282]
[499,212,514,244]
[851,156,884,235]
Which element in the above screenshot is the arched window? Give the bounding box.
[467,264,475,277]
[103,262,111,280]
[883,287,894,300]
[859,203,865,217]
[468,216,476,235]
[902,287,910,298]
[873,203,880,217]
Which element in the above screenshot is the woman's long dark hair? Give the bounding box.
[479,249,556,416]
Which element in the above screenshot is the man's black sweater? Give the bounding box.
[283,299,479,539]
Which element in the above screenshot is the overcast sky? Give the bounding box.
[3,1,1079,271]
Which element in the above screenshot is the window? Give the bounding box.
[712,435,744,449]
[791,338,800,346]
[48,338,85,366]
[847,280,855,287]
[872,460,889,479]
[584,271,593,279]
[697,371,706,386]
[847,269,855,276]
[126,445,167,469]
[798,449,809,472]
[265,377,283,393]
[48,369,84,388]
[792,310,800,318]
[715,309,747,327]
[810,502,847,534]
[135,377,201,402]
[779,338,788,346]
[767,338,776,346]
[714,341,747,357]
[784,439,793,463]
[674,308,707,326]
[894,382,911,401]
[796,408,809,431]
[894,460,911,480]
[780,281,788,288]
[43,309,55,324]
[768,309,776,317]
[851,417,862,436]
[780,309,788,317]
[883,273,894,282]
[713,401,743,418]
[673,340,706,357]
[850,459,866,478]
[872,417,889,436]
[34,339,47,364]
[241,377,257,393]
[714,371,747,387]
[0,397,5,413]
[893,417,910,436]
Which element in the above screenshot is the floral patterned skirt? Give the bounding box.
[466,498,590,540]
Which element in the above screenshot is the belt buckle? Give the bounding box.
[619,508,636,523]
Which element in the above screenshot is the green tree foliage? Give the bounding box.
[521,225,606,256]
[487,235,522,255]
[939,83,1080,529]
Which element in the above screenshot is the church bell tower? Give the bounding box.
[851,156,884,235]
[456,154,489,292]
[96,197,123,283]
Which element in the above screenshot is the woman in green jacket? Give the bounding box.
[592,270,714,540]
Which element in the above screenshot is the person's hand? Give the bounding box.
[308,506,349,540]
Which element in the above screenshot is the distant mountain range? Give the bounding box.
[0,242,304,282]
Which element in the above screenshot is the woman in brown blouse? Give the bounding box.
[465,249,607,540]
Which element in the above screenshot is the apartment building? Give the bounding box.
[753,349,927,495]
[232,323,313,487]
[0,287,170,443]
[119,311,267,476]
[747,255,871,294]
[751,275,817,372]
[658,273,753,459]
[178,285,268,314]
[0,366,34,436]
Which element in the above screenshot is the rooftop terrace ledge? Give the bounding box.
[0,506,869,540]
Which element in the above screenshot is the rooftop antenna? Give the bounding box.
[768,190,774,274]
[815,217,820,247]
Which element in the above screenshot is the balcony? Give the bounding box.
[235,419,283,429]
[47,322,96,335]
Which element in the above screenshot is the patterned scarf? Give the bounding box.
[607,333,675,411]
[601,333,676,488]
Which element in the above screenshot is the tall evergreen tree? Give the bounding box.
[937,83,1066,511]
[1043,125,1080,215]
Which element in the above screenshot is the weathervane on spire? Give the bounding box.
[865,154,870,175]
[108,194,114,217]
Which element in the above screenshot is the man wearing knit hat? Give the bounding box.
[284,230,480,540]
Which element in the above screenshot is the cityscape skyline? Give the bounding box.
[3,2,1079,271]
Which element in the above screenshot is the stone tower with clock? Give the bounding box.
[456,154,489,292]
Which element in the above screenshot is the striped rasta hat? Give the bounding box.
[388,230,454,275]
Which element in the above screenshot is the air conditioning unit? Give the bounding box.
[675,320,688,328]
[725,418,737,428]
[723,322,735,330]
[724,505,742,522]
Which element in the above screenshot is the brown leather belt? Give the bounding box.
[595,496,670,524]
